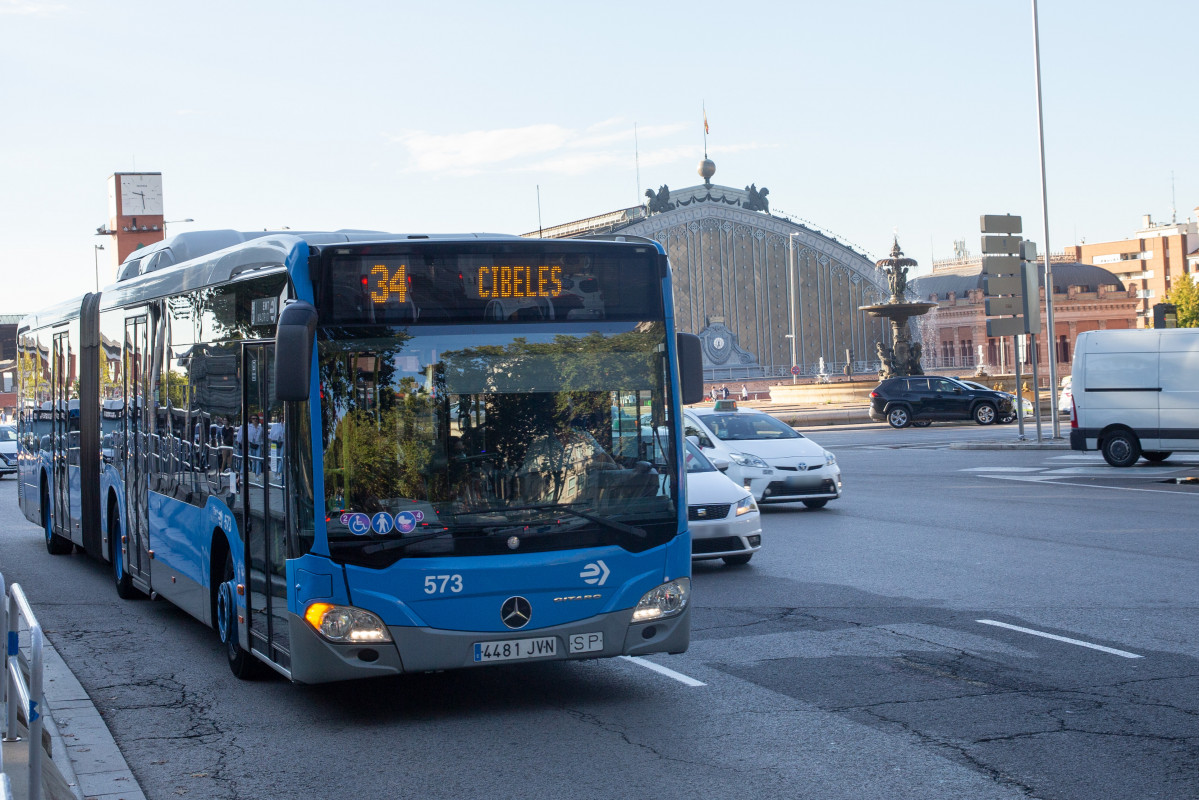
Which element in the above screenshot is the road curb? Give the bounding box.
[950,440,1071,450]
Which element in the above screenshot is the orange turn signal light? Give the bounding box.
[304,602,334,630]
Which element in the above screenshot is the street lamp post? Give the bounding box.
[1031,0,1060,438]
[787,234,800,383]
[93,244,105,292]
[164,218,194,231]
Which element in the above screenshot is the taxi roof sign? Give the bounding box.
[713,399,738,411]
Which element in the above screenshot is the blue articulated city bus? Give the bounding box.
[17,230,704,683]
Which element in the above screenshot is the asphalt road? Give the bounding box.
[1,424,1196,800]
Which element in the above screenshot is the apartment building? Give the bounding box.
[1069,209,1199,327]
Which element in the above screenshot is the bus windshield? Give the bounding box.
[319,321,677,566]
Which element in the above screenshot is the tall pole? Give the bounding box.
[634,122,641,207]
[93,244,104,292]
[1032,0,1060,437]
[788,234,798,383]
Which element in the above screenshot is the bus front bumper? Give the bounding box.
[287,606,690,684]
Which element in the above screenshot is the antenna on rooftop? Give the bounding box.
[1171,170,1177,224]
[536,185,543,238]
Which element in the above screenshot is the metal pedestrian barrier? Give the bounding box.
[0,573,44,800]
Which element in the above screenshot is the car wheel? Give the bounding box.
[1101,430,1141,468]
[723,554,752,566]
[802,499,828,509]
[1142,451,1172,463]
[912,419,932,428]
[887,407,911,428]
[973,403,997,425]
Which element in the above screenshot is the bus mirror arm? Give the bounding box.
[676,333,704,406]
[275,301,318,402]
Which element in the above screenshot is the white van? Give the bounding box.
[1069,328,1199,467]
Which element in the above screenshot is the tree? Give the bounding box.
[1165,273,1199,328]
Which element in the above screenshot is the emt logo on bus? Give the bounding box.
[478,265,563,299]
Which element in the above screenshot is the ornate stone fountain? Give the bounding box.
[859,238,936,379]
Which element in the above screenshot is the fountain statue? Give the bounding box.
[860,237,936,379]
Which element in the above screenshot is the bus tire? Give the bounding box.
[43,481,72,555]
[218,550,263,680]
[110,505,138,599]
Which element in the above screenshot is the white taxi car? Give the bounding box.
[684,440,761,565]
[683,401,842,508]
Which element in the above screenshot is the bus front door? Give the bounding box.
[242,343,290,671]
[51,330,74,540]
[123,317,152,588]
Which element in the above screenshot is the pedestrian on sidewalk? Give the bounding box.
[740,384,749,400]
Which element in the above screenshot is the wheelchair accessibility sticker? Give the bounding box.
[340,513,371,536]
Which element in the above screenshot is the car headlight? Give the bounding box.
[632,578,690,622]
[735,495,757,516]
[304,603,393,643]
[824,451,837,467]
[728,451,770,469]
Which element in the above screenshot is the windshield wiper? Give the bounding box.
[331,527,458,555]
[334,504,648,557]
[450,504,647,539]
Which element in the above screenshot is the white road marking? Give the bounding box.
[977,619,1143,659]
[961,467,1046,472]
[619,656,707,686]
[1045,466,1179,476]
[987,474,1199,495]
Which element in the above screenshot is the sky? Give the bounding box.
[2,0,1197,314]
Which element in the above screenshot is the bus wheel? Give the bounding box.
[43,483,72,556]
[110,513,138,599]
[218,552,262,680]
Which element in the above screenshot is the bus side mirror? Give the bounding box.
[275,301,318,402]
[676,333,704,405]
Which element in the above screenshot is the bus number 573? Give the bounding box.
[424,574,464,594]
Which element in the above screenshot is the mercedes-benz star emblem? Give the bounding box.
[501,596,532,630]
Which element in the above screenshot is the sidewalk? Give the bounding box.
[2,631,145,800]
[739,399,1073,448]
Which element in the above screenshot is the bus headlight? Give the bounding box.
[304,603,393,643]
[632,578,690,622]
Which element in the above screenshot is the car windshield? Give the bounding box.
[318,322,679,565]
[684,440,717,473]
[0,427,15,443]
[698,412,802,441]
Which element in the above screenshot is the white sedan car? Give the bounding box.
[0,425,17,477]
[683,404,842,508]
[684,440,761,565]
